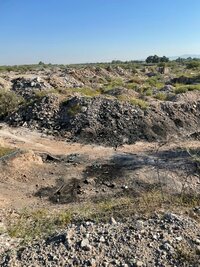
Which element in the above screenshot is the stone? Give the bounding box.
[194,238,200,245]
[175,236,183,242]
[109,217,117,225]
[80,238,91,251]
[136,260,144,266]
[99,236,105,242]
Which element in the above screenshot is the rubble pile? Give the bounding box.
[2,212,200,266]
[8,95,200,146]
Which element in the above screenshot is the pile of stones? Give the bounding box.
[2,212,200,266]
[8,95,200,146]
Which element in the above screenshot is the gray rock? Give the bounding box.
[109,217,117,225]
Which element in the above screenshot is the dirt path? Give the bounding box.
[0,123,199,210]
[0,123,199,157]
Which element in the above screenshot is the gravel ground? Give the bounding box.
[1,211,200,267]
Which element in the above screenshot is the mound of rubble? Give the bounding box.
[11,77,52,99]
[0,66,135,92]
[0,77,12,90]
[8,95,200,146]
[2,212,200,266]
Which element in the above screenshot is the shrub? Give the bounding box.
[126,83,138,90]
[129,98,149,109]
[175,87,188,94]
[186,61,200,69]
[155,92,167,101]
[175,84,200,94]
[0,90,24,118]
[64,87,100,97]
[145,88,153,96]
[103,78,124,90]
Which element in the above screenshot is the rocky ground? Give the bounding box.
[0,124,199,266]
[7,94,200,146]
[0,64,199,146]
[1,212,200,267]
[0,64,200,266]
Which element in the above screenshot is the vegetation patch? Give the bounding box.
[7,209,72,243]
[175,84,200,94]
[0,146,15,158]
[154,92,167,101]
[103,78,124,91]
[7,191,200,244]
[129,97,149,109]
[0,90,24,118]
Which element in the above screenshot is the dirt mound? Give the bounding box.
[0,77,12,90]
[11,77,52,99]
[171,90,200,102]
[8,95,61,133]
[3,213,200,267]
[8,95,200,146]
[104,87,139,99]
[48,73,84,88]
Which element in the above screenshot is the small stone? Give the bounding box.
[80,238,91,250]
[161,242,174,253]
[80,225,86,234]
[100,236,105,242]
[136,260,144,266]
[88,258,96,266]
[135,220,144,230]
[152,234,158,240]
[194,238,200,245]
[109,217,117,225]
[176,236,183,242]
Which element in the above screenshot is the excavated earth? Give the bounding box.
[7,95,200,146]
[0,67,200,266]
[0,124,199,266]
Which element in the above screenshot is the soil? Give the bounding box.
[0,123,199,210]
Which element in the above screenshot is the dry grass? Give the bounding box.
[7,209,72,243]
[7,191,200,244]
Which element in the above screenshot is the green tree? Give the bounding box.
[146,55,169,63]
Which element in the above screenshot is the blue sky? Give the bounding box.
[0,0,200,65]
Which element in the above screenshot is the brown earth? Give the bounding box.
[0,123,199,211]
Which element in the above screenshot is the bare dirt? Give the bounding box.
[0,123,199,211]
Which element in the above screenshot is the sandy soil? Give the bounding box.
[0,123,199,210]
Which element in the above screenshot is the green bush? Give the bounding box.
[146,76,164,88]
[103,78,124,90]
[155,92,167,100]
[129,98,149,109]
[144,88,153,96]
[0,90,24,118]
[186,61,200,69]
[175,84,200,94]
[175,87,188,94]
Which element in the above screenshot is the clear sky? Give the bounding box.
[0,0,200,65]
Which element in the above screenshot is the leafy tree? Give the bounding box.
[160,56,169,63]
[146,55,169,63]
[38,61,45,65]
